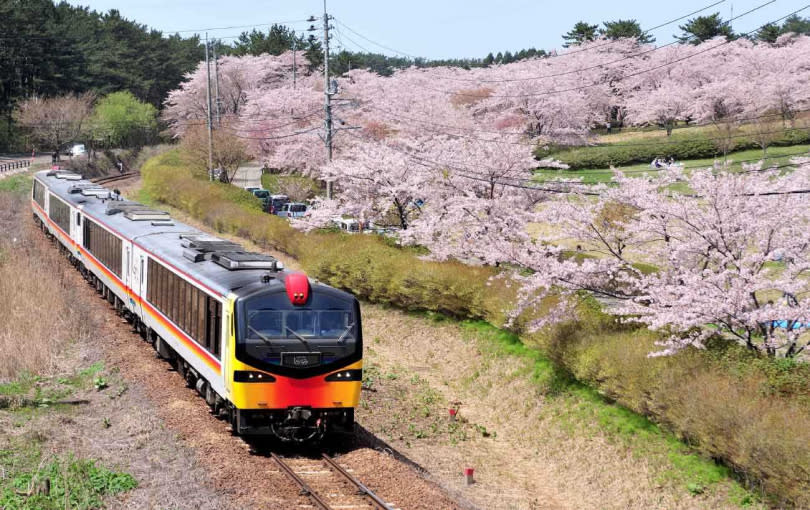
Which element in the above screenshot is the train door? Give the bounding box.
[124,244,133,310]
[73,210,83,256]
[136,252,145,318]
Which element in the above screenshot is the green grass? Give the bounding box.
[0,444,136,510]
[536,144,810,184]
[0,173,32,194]
[460,319,758,504]
[0,364,107,411]
[0,362,135,509]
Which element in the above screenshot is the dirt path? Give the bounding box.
[230,163,263,189]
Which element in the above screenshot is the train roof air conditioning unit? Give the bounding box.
[210,251,281,271]
[105,201,171,221]
[54,171,82,181]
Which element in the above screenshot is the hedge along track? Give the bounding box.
[271,453,396,510]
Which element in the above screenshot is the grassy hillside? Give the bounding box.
[141,150,810,506]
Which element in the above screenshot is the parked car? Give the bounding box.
[333,218,365,233]
[252,189,270,200]
[264,194,289,214]
[276,202,309,219]
[244,186,260,194]
[69,143,86,157]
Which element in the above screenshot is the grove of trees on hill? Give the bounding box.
[0,0,202,150]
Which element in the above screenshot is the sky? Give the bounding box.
[66,0,804,59]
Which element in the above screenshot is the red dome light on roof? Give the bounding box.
[285,272,310,305]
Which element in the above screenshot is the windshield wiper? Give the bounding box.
[285,326,313,351]
[248,326,277,349]
[336,322,356,345]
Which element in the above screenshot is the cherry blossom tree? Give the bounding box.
[163,51,308,137]
[398,134,541,264]
[510,161,810,358]
[293,139,432,231]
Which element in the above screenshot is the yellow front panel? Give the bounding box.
[224,295,362,411]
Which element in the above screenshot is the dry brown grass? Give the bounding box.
[450,87,494,107]
[0,194,90,380]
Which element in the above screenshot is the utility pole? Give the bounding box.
[292,36,297,89]
[322,0,334,199]
[213,40,221,127]
[205,33,214,181]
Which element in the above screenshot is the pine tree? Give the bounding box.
[781,14,810,35]
[600,19,655,43]
[562,21,599,47]
[757,23,781,43]
[676,13,733,44]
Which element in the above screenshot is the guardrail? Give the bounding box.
[0,159,31,174]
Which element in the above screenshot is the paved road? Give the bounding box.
[0,154,51,180]
[231,163,262,189]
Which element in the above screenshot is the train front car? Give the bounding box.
[229,272,362,442]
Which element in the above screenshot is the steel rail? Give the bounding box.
[322,453,393,510]
[271,453,332,510]
[91,172,136,185]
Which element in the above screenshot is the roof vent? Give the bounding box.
[54,171,82,181]
[180,235,242,253]
[68,183,100,194]
[151,220,174,227]
[210,251,281,271]
[106,201,170,221]
[81,187,112,198]
[183,249,206,263]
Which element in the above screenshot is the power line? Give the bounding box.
[332,18,420,59]
[359,101,810,144]
[227,125,322,141]
[419,4,807,99]
[165,19,310,34]
[331,0,732,82]
[332,0,727,66]
[340,124,810,198]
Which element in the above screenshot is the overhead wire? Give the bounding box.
[417,3,807,99]
[339,113,810,199]
[354,94,810,138]
[332,0,728,66]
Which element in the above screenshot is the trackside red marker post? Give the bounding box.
[448,408,457,421]
[464,467,474,486]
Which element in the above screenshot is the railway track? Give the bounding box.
[272,452,396,510]
[91,172,137,185]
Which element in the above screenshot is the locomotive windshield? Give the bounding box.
[236,290,361,376]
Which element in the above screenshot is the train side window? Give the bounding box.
[206,298,217,356]
[76,213,81,227]
[169,271,178,326]
[184,282,193,335]
[156,264,163,311]
[161,265,168,314]
[214,301,222,358]
[196,290,207,346]
[146,259,153,303]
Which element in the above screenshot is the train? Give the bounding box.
[31,169,362,442]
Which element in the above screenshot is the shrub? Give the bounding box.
[538,129,810,169]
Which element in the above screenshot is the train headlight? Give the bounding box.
[325,369,362,382]
[234,370,276,383]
